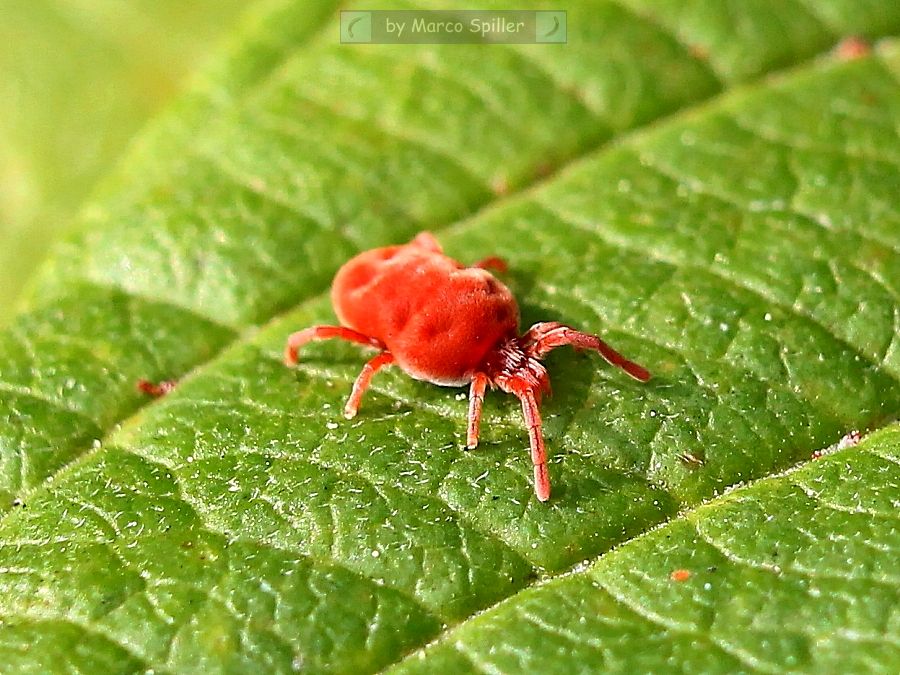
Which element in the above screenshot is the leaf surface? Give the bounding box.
[392,425,900,674]
[1,1,899,671]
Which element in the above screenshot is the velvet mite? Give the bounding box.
[284,232,650,502]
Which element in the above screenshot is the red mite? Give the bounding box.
[137,379,176,397]
[670,569,691,582]
[284,232,650,502]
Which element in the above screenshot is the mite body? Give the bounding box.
[285,232,650,502]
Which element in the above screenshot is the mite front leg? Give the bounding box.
[472,256,508,273]
[344,352,395,419]
[522,322,650,382]
[519,389,550,502]
[284,326,384,366]
[466,373,489,449]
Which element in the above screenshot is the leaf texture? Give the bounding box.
[1,1,899,671]
[392,425,900,674]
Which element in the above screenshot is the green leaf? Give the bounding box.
[1,1,899,671]
[390,424,900,674]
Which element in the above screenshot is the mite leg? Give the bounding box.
[522,322,651,382]
[519,389,550,502]
[466,373,489,449]
[344,352,395,419]
[472,256,508,273]
[284,326,384,366]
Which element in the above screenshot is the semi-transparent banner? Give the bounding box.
[340,10,567,44]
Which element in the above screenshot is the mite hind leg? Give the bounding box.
[283,326,384,366]
[344,352,395,419]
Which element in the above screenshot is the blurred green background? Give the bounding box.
[0,0,247,324]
